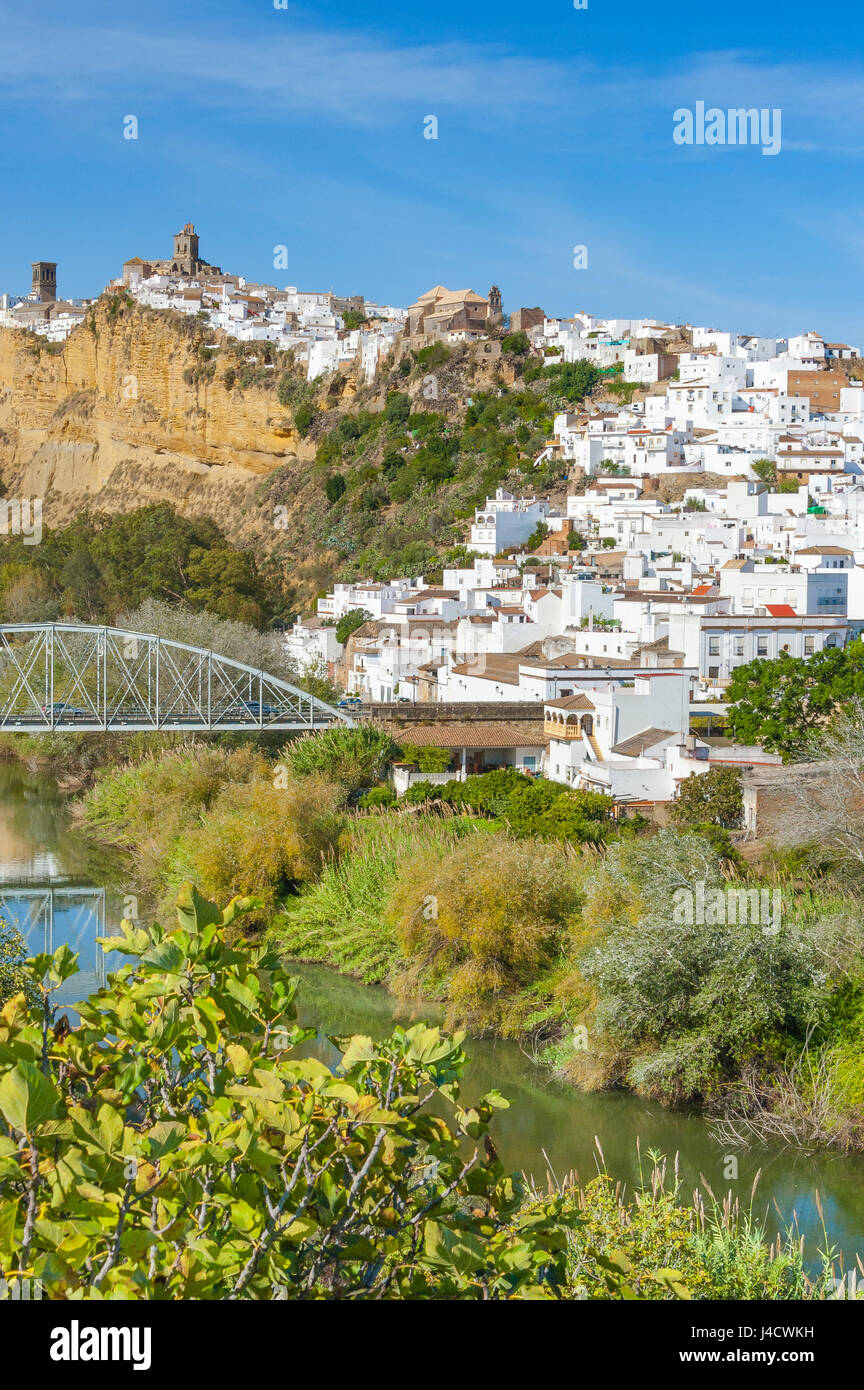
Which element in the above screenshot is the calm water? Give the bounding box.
[1,759,862,1269]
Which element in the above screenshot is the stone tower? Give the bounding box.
[31,262,57,302]
[172,223,200,273]
[488,284,503,325]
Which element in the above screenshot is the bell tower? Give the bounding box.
[488,284,503,325]
[31,262,57,302]
[172,223,200,273]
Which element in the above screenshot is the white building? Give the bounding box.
[469,490,550,555]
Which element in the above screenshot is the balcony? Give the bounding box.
[545,716,582,740]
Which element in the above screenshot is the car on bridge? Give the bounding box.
[41,702,90,721]
[225,700,284,720]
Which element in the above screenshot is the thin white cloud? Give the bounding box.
[0,9,863,154]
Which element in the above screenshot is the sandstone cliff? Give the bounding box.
[0,300,577,610]
[0,298,315,538]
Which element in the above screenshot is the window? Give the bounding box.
[708,665,719,680]
[757,636,769,656]
[708,636,720,656]
[804,636,815,655]
[734,636,744,657]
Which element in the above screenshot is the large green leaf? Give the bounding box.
[0,1061,61,1133]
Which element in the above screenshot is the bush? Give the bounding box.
[403,768,615,844]
[285,725,401,793]
[77,744,266,883]
[387,834,583,1032]
[578,832,829,1101]
[324,473,346,504]
[163,776,343,923]
[272,816,477,981]
[358,784,396,809]
[407,745,453,774]
[565,1162,823,1301]
[0,886,582,1300]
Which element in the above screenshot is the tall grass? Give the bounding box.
[76,743,267,885]
[271,813,488,982]
[531,1142,862,1300]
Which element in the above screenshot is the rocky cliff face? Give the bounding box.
[0,300,570,611]
[0,299,314,538]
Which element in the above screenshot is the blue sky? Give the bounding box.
[1,0,863,340]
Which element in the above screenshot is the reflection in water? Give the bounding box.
[0,762,129,1003]
[0,885,117,1004]
[0,759,861,1268]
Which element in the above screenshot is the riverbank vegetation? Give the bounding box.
[0,886,853,1300]
[72,719,864,1151]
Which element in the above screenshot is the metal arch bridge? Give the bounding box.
[0,624,355,733]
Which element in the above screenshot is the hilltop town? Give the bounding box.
[2,223,864,829]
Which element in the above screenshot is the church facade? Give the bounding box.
[122,223,222,285]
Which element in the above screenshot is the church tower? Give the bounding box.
[172,223,200,273]
[31,262,57,302]
[488,284,503,325]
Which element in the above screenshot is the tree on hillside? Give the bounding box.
[502,331,530,356]
[335,607,372,646]
[384,391,411,425]
[293,403,315,435]
[671,767,743,830]
[557,360,600,401]
[726,642,864,759]
[0,505,274,627]
[751,458,777,487]
[324,473,346,504]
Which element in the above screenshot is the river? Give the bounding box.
[1,759,862,1269]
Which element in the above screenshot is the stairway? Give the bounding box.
[584,731,604,762]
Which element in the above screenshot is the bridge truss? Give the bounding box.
[0,624,353,733]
